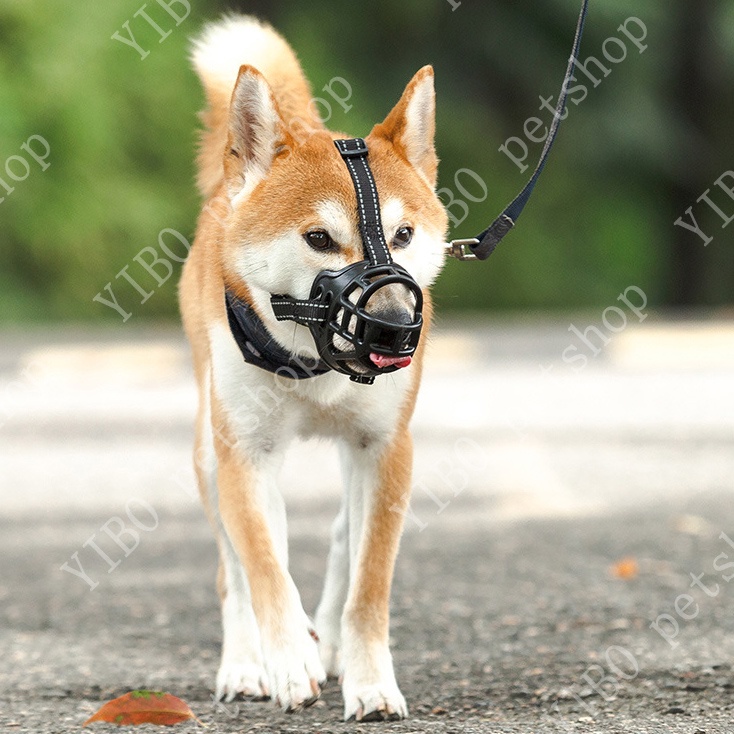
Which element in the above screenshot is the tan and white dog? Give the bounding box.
[180,15,448,721]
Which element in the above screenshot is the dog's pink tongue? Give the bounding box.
[370,353,412,370]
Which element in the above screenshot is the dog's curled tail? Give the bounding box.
[191,14,317,199]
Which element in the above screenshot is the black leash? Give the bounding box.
[446,0,590,262]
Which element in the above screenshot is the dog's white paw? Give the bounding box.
[342,679,408,722]
[215,660,269,702]
[264,629,327,712]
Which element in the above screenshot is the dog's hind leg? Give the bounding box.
[196,375,268,702]
[314,471,350,678]
[338,431,412,722]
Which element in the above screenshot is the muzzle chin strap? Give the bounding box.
[446,0,590,262]
[268,296,328,326]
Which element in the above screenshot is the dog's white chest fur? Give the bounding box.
[208,323,410,455]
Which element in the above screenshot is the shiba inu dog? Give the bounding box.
[180,15,448,721]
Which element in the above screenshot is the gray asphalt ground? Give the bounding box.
[2,316,734,733]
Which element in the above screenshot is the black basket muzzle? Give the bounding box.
[310,260,423,380]
[269,138,425,385]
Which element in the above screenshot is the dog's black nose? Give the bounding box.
[372,308,414,327]
[369,309,417,352]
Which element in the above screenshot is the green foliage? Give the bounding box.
[0,0,203,322]
[0,0,731,323]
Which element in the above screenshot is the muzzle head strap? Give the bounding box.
[334,138,392,266]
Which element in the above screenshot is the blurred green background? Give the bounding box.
[1,0,732,323]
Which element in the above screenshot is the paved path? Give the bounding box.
[1,318,733,732]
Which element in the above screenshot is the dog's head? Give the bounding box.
[218,64,448,362]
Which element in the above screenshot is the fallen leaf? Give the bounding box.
[610,557,639,580]
[83,690,200,727]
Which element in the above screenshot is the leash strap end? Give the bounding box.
[473,214,516,260]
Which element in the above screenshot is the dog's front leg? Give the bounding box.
[214,430,326,711]
[339,430,412,722]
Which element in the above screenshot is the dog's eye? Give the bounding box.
[304,230,334,251]
[392,226,413,249]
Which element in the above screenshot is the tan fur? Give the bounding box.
[180,14,448,720]
[373,66,439,187]
[210,401,290,628]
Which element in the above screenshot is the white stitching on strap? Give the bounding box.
[271,298,328,323]
[271,299,326,309]
[359,156,391,263]
[345,155,379,265]
[336,138,391,265]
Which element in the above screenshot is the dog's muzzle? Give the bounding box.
[269,137,424,385]
[272,259,423,384]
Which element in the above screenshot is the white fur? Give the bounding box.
[259,602,325,712]
[191,16,290,95]
[208,327,329,707]
[336,443,408,720]
[381,197,446,289]
[208,321,409,441]
[316,199,355,249]
[314,440,382,680]
[231,227,329,364]
[229,195,444,368]
[314,495,349,677]
[341,639,407,721]
[216,534,268,701]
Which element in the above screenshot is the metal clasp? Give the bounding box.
[445,239,479,261]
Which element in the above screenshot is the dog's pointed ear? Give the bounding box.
[225,65,289,200]
[372,66,438,188]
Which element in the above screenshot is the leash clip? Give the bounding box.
[445,239,479,261]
